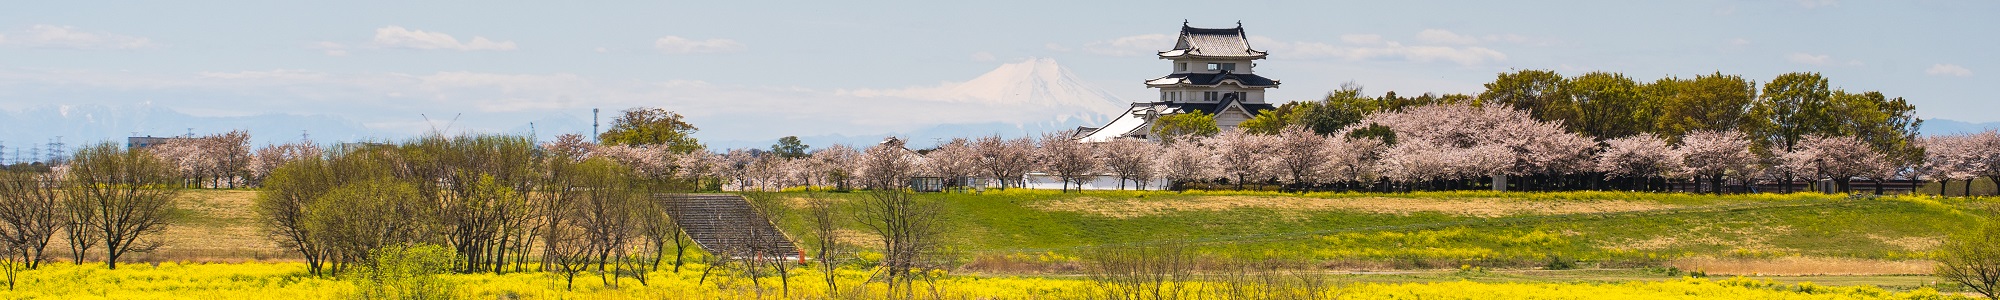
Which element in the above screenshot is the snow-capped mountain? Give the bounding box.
[709,58,1133,149]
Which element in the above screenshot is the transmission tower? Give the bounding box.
[48,136,64,165]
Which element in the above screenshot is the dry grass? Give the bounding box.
[1867,234,1942,252]
[1027,196,1676,219]
[1601,225,1793,253]
[149,190,291,262]
[1668,257,1934,276]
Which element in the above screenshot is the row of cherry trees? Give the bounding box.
[561,102,1937,195]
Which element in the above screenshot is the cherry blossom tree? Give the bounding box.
[249,141,323,186]
[1596,134,1682,191]
[543,134,594,160]
[1679,130,1757,194]
[973,135,1036,189]
[1036,132,1098,192]
[1920,133,1984,197]
[1209,129,1274,189]
[1350,103,1591,191]
[1781,135,1886,193]
[858,138,917,190]
[920,138,979,191]
[1963,130,2000,196]
[1097,139,1160,190]
[1156,135,1216,190]
[809,144,860,190]
[1267,127,1331,189]
[1319,133,1385,187]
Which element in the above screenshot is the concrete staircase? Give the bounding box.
[659,193,800,259]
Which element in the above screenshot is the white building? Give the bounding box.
[1077,22,1281,142]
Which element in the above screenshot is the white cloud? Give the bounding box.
[652,36,745,54]
[370,26,516,51]
[1927,64,1973,77]
[1416,29,1480,45]
[1798,0,1838,9]
[970,51,996,62]
[1081,34,1172,56]
[1785,52,1832,65]
[1339,34,1383,45]
[311,41,349,56]
[1729,38,1752,46]
[1252,36,1507,66]
[1043,43,1071,52]
[0,25,157,50]
[0,63,1120,140]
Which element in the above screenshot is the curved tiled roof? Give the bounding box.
[1145,71,1280,88]
[1159,24,1267,59]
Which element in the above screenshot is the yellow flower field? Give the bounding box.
[0,262,1960,299]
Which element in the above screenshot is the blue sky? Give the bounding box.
[0,0,1991,146]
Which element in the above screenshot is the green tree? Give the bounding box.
[597,107,703,154]
[1151,113,1220,143]
[1566,72,1650,139]
[1937,212,2000,300]
[1478,70,1573,123]
[1238,101,1312,135]
[1831,91,1923,161]
[1748,72,1835,154]
[1647,73,1756,142]
[770,136,810,159]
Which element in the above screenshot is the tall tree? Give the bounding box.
[770,136,810,159]
[1478,70,1572,123]
[1749,72,1835,154]
[1647,73,1756,141]
[1566,72,1650,139]
[66,142,180,269]
[598,107,703,154]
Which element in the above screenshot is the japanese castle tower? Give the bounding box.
[1077,22,1281,142]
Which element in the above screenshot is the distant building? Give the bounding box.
[127,136,181,149]
[1077,22,1281,142]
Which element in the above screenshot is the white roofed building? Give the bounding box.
[1076,22,1281,142]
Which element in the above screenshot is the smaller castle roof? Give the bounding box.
[1159,23,1267,59]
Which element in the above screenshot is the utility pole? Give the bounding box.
[0,141,7,166]
[592,108,600,143]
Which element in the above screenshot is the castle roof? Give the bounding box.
[1158,23,1267,59]
[1145,71,1280,88]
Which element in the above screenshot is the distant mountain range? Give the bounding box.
[0,104,372,162]
[1919,119,2000,136]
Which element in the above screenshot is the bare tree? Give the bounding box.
[1037,132,1099,192]
[0,171,62,270]
[804,193,846,297]
[66,142,180,269]
[1086,240,1196,300]
[857,191,944,299]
